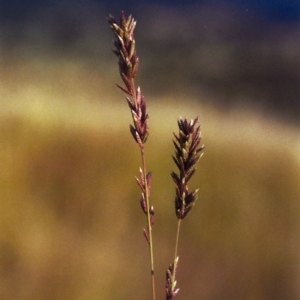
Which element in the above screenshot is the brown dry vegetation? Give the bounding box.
[0,56,299,300]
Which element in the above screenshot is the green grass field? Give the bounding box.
[0,57,299,299]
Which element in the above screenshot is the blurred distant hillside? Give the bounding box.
[0,1,299,123]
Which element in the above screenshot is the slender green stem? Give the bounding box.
[141,146,156,300]
[131,78,155,300]
[131,79,137,108]
[172,219,182,291]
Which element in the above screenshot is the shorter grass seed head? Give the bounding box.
[172,117,204,219]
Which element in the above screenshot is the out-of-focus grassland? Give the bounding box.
[0,56,299,300]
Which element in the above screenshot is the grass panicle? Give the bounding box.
[108,11,155,300]
[108,11,204,300]
[167,117,204,300]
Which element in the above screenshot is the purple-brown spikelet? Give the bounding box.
[171,117,204,219]
[136,169,152,215]
[127,88,149,144]
[166,257,180,300]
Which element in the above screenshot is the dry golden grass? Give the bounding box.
[0,57,299,300]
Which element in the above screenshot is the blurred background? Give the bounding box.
[0,0,300,299]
